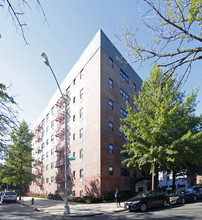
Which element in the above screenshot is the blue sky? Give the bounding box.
[0,0,201,128]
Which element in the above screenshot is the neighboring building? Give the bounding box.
[30,29,144,197]
[158,172,190,190]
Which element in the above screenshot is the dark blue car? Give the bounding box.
[169,188,197,205]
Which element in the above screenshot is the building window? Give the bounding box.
[133,83,136,91]
[51,106,54,115]
[121,168,130,176]
[80,108,83,119]
[51,162,54,169]
[73,97,76,103]
[109,100,113,110]
[109,57,113,68]
[73,133,75,140]
[80,69,84,79]
[80,128,83,138]
[51,134,54,142]
[42,167,45,172]
[42,178,45,184]
[109,144,113,154]
[73,171,76,179]
[51,120,54,128]
[120,89,129,101]
[73,115,76,122]
[51,148,54,155]
[46,177,49,184]
[80,88,84,100]
[73,152,75,158]
[41,143,45,149]
[73,78,76,85]
[41,154,44,161]
[79,148,83,159]
[120,147,129,158]
[46,164,49,171]
[42,130,44,137]
[109,122,113,132]
[120,108,128,118]
[80,190,83,197]
[72,191,76,196]
[80,169,83,178]
[46,152,49,158]
[109,166,114,176]
[109,78,113,89]
[46,139,49,145]
[51,176,54,182]
[46,113,49,122]
[120,131,126,138]
[120,70,129,83]
[46,126,49,133]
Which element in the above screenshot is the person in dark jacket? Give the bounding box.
[115,188,121,207]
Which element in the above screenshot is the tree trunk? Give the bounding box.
[151,160,159,190]
[172,171,176,190]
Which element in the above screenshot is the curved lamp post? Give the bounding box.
[41,53,70,215]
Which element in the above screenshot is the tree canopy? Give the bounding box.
[118,0,202,83]
[1,121,36,199]
[120,65,202,190]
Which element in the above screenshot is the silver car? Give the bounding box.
[1,191,17,204]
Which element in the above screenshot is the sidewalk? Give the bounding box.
[17,196,125,217]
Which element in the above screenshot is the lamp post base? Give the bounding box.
[64,205,70,215]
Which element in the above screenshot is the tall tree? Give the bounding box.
[118,0,201,83]
[0,83,18,159]
[120,65,202,190]
[2,121,36,200]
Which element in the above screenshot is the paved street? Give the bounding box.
[1,201,202,220]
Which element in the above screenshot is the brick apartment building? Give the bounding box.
[30,29,145,197]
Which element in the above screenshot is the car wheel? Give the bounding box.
[193,196,197,202]
[181,198,185,204]
[140,203,147,212]
[163,200,168,208]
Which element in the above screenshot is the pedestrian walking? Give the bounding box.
[114,188,121,207]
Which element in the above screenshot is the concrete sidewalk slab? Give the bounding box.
[18,196,125,217]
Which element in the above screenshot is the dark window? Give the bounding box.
[120,70,129,83]
[73,133,75,140]
[109,79,113,89]
[109,144,113,154]
[109,100,113,110]
[80,88,84,100]
[120,89,129,101]
[73,115,76,122]
[73,97,76,103]
[109,57,113,68]
[121,168,130,176]
[80,148,83,158]
[80,128,83,138]
[80,108,83,118]
[109,122,114,132]
[133,83,136,91]
[80,169,83,178]
[120,108,128,118]
[109,166,114,176]
[72,191,75,196]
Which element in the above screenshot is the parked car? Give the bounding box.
[192,185,202,200]
[124,190,168,212]
[169,188,197,205]
[1,191,17,204]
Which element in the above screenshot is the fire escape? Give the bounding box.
[35,123,44,187]
[55,91,71,184]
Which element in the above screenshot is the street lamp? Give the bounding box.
[41,52,70,215]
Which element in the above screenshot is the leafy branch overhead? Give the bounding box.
[118,0,202,82]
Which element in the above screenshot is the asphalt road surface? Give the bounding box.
[1,201,202,220]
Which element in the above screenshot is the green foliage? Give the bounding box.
[120,65,202,188]
[47,193,63,200]
[1,121,37,199]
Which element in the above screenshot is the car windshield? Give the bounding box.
[133,191,150,199]
[172,189,184,194]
